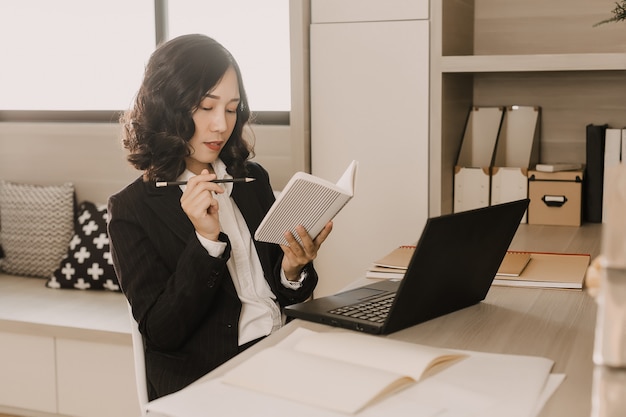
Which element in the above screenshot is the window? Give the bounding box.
[167,0,291,113]
[0,0,291,120]
[0,0,154,111]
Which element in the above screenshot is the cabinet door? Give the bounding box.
[0,332,57,413]
[56,338,140,417]
[311,19,429,297]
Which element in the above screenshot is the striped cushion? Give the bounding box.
[0,181,75,278]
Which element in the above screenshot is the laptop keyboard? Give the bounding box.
[328,293,395,323]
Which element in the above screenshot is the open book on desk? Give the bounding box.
[255,160,358,246]
[221,329,464,414]
[146,328,560,417]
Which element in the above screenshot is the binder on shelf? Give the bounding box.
[621,128,626,166]
[603,128,623,222]
[491,105,541,223]
[454,106,504,213]
[584,124,608,223]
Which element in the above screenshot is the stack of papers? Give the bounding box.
[493,251,590,290]
[365,245,415,279]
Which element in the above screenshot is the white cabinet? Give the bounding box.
[310,0,430,297]
[0,332,57,413]
[0,332,139,417]
[56,339,138,417]
[0,276,140,417]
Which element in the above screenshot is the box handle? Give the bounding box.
[542,195,568,207]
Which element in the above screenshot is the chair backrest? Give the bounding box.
[127,301,149,414]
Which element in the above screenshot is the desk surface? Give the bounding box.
[149,223,604,417]
[198,287,596,417]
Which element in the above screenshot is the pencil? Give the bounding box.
[155,178,256,187]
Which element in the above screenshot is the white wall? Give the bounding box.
[0,122,295,204]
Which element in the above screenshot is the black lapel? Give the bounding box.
[142,180,194,243]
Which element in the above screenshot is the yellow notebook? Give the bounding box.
[371,245,416,270]
[496,251,532,277]
[493,251,590,290]
[366,245,416,279]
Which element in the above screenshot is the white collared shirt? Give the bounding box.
[177,160,297,345]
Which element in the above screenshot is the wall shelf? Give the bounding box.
[441,53,626,73]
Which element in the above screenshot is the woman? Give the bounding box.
[108,34,331,400]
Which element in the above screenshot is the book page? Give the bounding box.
[335,159,358,193]
[293,331,464,381]
[221,347,412,414]
[254,160,358,246]
[221,329,465,414]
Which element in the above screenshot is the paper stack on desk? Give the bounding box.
[493,251,590,290]
[365,245,415,279]
[147,328,562,417]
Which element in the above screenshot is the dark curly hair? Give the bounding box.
[121,34,253,181]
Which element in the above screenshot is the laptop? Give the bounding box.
[284,199,529,334]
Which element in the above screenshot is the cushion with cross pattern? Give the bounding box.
[47,201,120,291]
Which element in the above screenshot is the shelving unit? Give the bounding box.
[430,0,626,216]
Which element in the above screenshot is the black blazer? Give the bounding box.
[107,162,318,400]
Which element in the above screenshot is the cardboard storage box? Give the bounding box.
[528,170,584,226]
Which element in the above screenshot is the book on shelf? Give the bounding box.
[492,251,591,290]
[622,128,626,166]
[254,160,358,246]
[584,124,607,223]
[535,162,583,173]
[496,251,531,276]
[604,128,624,221]
[366,245,415,279]
[221,329,465,414]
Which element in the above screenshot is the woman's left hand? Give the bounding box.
[280,222,333,281]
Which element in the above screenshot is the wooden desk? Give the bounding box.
[147,224,605,417]
[190,286,595,417]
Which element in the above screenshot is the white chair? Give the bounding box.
[127,301,150,415]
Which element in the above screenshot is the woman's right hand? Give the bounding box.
[180,169,224,241]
